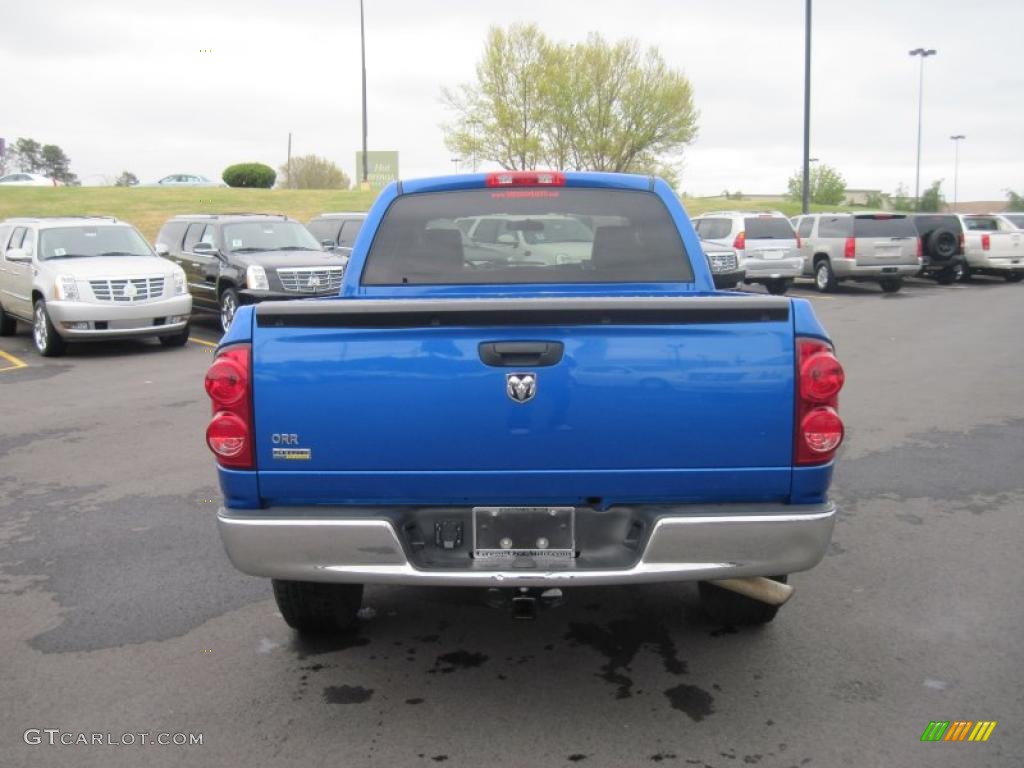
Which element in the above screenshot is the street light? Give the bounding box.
[451,158,461,174]
[801,0,812,214]
[950,135,966,211]
[909,47,937,209]
[359,0,369,189]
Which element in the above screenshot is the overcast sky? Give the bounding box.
[3,0,1021,199]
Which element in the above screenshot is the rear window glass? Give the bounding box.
[1004,214,1024,229]
[307,219,342,243]
[818,216,852,238]
[962,217,998,232]
[853,216,917,237]
[744,217,795,240]
[696,218,731,240]
[362,188,693,285]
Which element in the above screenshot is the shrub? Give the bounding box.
[222,162,276,189]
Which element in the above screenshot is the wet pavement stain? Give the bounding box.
[565,617,686,699]
[650,753,678,761]
[431,756,448,762]
[292,632,369,659]
[405,697,425,705]
[323,685,374,704]
[567,755,587,762]
[430,649,488,674]
[664,683,715,721]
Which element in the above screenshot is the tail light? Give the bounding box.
[843,237,856,259]
[204,344,253,469]
[486,171,565,187]
[958,233,965,253]
[795,338,845,465]
[981,234,991,251]
[732,231,746,250]
[796,234,802,249]
[916,237,923,259]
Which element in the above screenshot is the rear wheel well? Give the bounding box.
[217,280,237,298]
[813,253,830,266]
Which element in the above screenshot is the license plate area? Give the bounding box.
[881,266,898,273]
[473,507,575,560]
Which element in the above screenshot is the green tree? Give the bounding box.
[222,162,276,188]
[1006,190,1024,212]
[890,183,913,211]
[787,163,846,205]
[40,144,77,185]
[278,155,351,189]
[10,138,44,173]
[114,171,139,187]
[919,179,944,212]
[864,191,884,209]
[442,24,699,180]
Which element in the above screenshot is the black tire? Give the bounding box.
[698,576,788,626]
[935,267,957,285]
[814,259,836,292]
[32,299,66,357]
[219,287,239,333]
[1005,272,1024,283]
[159,322,190,347]
[766,279,791,296]
[0,304,16,336]
[924,228,958,260]
[879,278,902,293]
[272,580,363,634]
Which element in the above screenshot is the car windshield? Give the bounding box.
[38,226,153,259]
[362,188,693,285]
[744,217,795,240]
[222,221,321,252]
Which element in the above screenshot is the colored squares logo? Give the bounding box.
[921,721,997,743]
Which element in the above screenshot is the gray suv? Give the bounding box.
[693,211,802,295]
[792,213,921,293]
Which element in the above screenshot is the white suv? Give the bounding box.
[692,211,803,294]
[0,217,192,356]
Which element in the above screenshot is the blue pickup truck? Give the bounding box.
[205,171,845,630]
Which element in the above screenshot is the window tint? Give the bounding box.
[797,217,813,238]
[307,219,342,243]
[853,216,917,237]
[339,219,363,247]
[199,225,216,245]
[744,217,795,240]
[183,223,206,251]
[695,218,731,240]
[157,221,188,253]
[362,188,693,286]
[818,216,852,238]
[222,221,320,252]
[963,217,998,232]
[38,226,153,259]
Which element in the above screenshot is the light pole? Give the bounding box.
[909,48,937,209]
[801,0,812,214]
[950,134,965,211]
[451,158,461,174]
[359,0,369,189]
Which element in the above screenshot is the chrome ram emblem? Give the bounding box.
[506,373,537,404]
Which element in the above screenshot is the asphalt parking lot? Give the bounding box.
[2,278,1022,768]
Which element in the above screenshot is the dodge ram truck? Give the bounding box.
[206,171,845,631]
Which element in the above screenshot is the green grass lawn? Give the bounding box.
[0,187,856,244]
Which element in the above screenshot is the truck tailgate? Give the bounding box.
[252,296,796,505]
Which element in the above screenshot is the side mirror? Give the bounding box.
[496,233,518,247]
[192,242,217,255]
[154,243,170,257]
[5,248,30,262]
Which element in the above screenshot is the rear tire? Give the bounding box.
[765,279,791,295]
[879,278,902,293]
[159,322,190,347]
[1005,272,1024,283]
[0,304,16,336]
[935,268,957,285]
[698,576,788,626]
[814,259,836,292]
[33,299,66,357]
[272,580,363,634]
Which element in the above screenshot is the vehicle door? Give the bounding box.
[796,217,815,274]
[1,226,34,318]
[181,223,220,309]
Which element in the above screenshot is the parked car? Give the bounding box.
[701,240,745,289]
[141,174,226,188]
[693,211,802,295]
[207,171,845,632]
[957,214,1024,282]
[793,212,921,292]
[0,217,191,356]
[307,212,366,258]
[996,213,1024,230]
[0,173,59,187]
[454,213,596,266]
[155,213,346,332]
[910,214,966,284]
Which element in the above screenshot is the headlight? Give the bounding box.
[246,265,269,291]
[172,269,186,295]
[55,275,80,301]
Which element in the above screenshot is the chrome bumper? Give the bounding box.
[217,502,836,587]
[48,295,192,338]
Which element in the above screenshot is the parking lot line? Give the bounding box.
[0,348,28,372]
[188,337,219,348]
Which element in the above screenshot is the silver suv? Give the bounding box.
[0,217,191,356]
[692,211,803,295]
[792,213,921,293]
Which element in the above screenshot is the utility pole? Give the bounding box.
[950,134,965,211]
[360,0,369,189]
[801,0,812,214]
[909,48,937,209]
[286,132,292,189]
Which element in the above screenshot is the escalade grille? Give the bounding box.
[708,251,738,273]
[89,277,165,302]
[277,267,345,294]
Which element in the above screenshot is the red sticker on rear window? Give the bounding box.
[489,189,561,199]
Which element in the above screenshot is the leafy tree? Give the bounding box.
[10,138,44,173]
[864,191,884,209]
[114,171,139,187]
[919,179,944,212]
[222,162,276,188]
[278,155,351,189]
[40,144,78,185]
[787,163,846,205]
[890,183,913,211]
[442,24,698,179]
[1006,190,1024,212]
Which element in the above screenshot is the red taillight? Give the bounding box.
[204,345,253,469]
[916,237,923,259]
[981,234,990,251]
[843,237,856,259]
[485,171,565,187]
[958,233,965,252]
[796,234,802,249]
[795,338,845,465]
[732,231,746,250]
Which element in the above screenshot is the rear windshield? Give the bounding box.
[853,216,917,237]
[962,217,998,232]
[744,217,795,240]
[361,188,693,285]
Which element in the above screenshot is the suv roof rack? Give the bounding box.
[174,212,289,219]
[3,215,120,223]
[698,210,789,217]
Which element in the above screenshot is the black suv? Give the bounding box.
[155,214,346,331]
[307,212,366,257]
[912,214,966,284]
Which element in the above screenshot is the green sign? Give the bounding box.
[355,151,399,190]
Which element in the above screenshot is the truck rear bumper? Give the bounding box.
[216,502,835,587]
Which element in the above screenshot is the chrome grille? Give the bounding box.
[277,267,344,294]
[708,251,738,273]
[89,277,166,302]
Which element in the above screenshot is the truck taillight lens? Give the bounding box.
[843,237,856,259]
[981,234,990,251]
[204,344,253,469]
[486,171,565,187]
[732,231,745,250]
[795,338,845,465]
[916,237,923,259]
[958,233,965,252]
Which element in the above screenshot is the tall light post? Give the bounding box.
[451,157,461,174]
[801,0,812,214]
[909,48,937,209]
[950,134,965,211]
[359,0,369,189]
